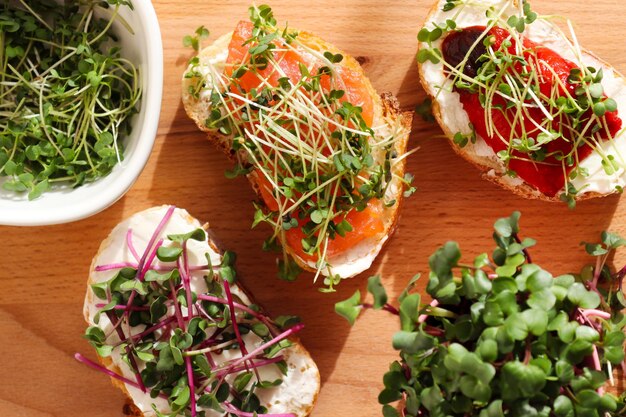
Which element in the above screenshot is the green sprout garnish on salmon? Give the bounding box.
[185,5,414,288]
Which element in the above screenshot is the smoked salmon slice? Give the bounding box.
[226,20,383,262]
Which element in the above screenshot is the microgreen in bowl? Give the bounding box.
[0,0,141,200]
[337,212,626,416]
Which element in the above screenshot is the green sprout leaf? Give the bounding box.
[335,290,362,325]
[367,275,388,309]
[157,246,183,262]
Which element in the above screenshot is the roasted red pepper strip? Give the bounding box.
[442,26,622,197]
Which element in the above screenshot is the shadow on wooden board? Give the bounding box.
[1,194,128,291]
[0,304,131,416]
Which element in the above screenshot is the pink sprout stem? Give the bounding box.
[137,205,176,273]
[106,311,146,393]
[170,280,186,329]
[197,294,261,317]
[95,304,149,311]
[179,241,195,320]
[223,280,260,380]
[581,309,611,320]
[196,294,277,334]
[122,236,164,317]
[215,356,285,378]
[223,280,249,357]
[362,303,400,315]
[591,345,605,395]
[95,262,137,271]
[221,324,304,373]
[126,229,140,261]
[591,256,603,290]
[95,263,219,273]
[140,238,164,280]
[121,205,176,315]
[383,304,400,315]
[75,353,157,394]
[185,356,197,417]
[119,316,176,345]
[418,300,440,324]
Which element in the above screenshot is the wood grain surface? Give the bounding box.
[2,1,626,416]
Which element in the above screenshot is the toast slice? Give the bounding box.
[80,206,320,417]
[182,7,413,282]
[418,0,626,202]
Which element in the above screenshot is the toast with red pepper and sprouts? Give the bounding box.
[418,0,626,205]
[182,5,413,287]
[76,205,320,417]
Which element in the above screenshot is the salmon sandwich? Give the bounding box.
[182,5,414,288]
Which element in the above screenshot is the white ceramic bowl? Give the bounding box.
[0,2,163,226]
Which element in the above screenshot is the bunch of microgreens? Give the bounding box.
[184,5,414,289]
[76,206,303,417]
[0,0,141,199]
[337,211,626,417]
[417,0,625,207]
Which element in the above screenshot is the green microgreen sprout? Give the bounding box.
[184,5,414,289]
[76,206,303,417]
[337,211,626,417]
[453,124,477,148]
[183,25,210,52]
[416,97,436,123]
[0,0,142,199]
[417,0,626,205]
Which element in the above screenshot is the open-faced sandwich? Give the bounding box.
[76,205,320,417]
[418,0,626,204]
[182,5,414,287]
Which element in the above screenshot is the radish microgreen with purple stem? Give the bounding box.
[77,206,304,417]
[337,212,626,417]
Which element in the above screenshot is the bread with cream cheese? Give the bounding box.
[418,0,626,202]
[82,206,320,417]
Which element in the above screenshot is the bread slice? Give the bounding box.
[418,0,626,202]
[182,22,413,279]
[82,206,320,417]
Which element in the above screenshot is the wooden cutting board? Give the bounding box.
[2,0,626,415]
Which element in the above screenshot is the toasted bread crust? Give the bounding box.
[182,27,412,275]
[83,207,320,417]
[417,0,622,202]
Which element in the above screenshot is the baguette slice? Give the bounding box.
[418,0,626,201]
[182,21,412,279]
[82,206,320,417]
